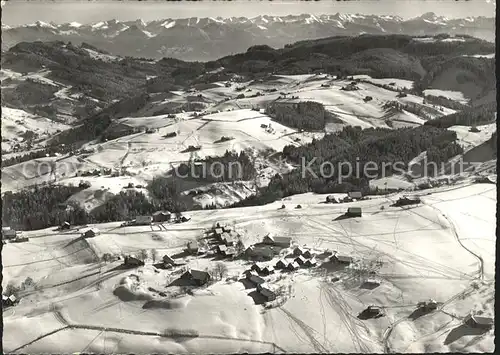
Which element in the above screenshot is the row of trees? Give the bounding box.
[424,101,496,128]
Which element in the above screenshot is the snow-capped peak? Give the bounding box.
[68,22,82,28]
[161,20,176,29]
[26,21,57,29]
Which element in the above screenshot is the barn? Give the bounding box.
[262,234,292,248]
[464,313,494,329]
[180,269,211,286]
[249,274,266,286]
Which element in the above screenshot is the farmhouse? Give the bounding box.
[293,246,306,256]
[250,263,264,273]
[287,261,300,271]
[2,295,17,307]
[303,250,315,259]
[260,265,275,275]
[262,234,292,248]
[153,211,171,222]
[135,215,153,225]
[294,255,307,266]
[180,269,211,286]
[83,228,100,238]
[304,258,317,267]
[464,313,494,329]
[123,255,145,267]
[2,227,17,239]
[348,191,363,199]
[346,207,362,217]
[275,259,288,269]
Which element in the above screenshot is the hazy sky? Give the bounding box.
[2,0,496,26]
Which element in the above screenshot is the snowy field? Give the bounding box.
[423,89,469,105]
[2,182,495,353]
[1,107,70,152]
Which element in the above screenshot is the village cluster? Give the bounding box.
[2,193,494,330]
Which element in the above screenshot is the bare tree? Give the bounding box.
[102,253,112,263]
[151,249,159,263]
[138,249,149,262]
[210,262,229,281]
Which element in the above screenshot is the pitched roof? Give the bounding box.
[217,244,228,251]
[295,255,306,263]
[467,314,494,325]
[249,275,265,284]
[336,255,353,262]
[188,269,210,281]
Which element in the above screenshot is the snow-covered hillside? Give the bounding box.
[2,182,495,353]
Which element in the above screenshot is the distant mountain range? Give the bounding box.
[2,12,495,61]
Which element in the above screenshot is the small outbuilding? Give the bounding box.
[2,294,17,307]
[326,195,339,203]
[2,227,17,239]
[60,222,71,230]
[83,228,100,238]
[346,207,362,217]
